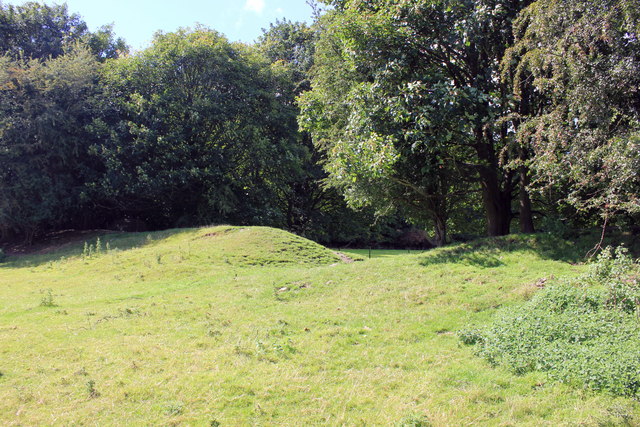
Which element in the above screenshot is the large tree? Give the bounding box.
[502,0,640,225]
[300,0,535,244]
[0,2,127,61]
[0,48,102,241]
[91,28,302,229]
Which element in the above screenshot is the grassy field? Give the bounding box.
[1,226,638,425]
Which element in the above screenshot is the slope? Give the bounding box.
[0,230,638,425]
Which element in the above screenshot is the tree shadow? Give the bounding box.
[0,228,192,269]
[419,246,505,268]
[418,234,588,268]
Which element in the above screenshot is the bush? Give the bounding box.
[0,248,4,262]
[460,247,640,396]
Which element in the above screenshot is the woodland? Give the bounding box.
[0,0,637,248]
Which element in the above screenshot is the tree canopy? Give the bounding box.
[503,0,640,221]
[0,0,638,246]
[0,2,127,60]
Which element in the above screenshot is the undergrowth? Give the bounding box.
[461,246,640,397]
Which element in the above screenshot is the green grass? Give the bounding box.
[0,226,638,425]
[339,248,427,259]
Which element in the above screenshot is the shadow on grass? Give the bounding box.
[0,228,193,269]
[420,247,505,268]
[418,234,588,268]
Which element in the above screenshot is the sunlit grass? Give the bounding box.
[0,227,638,425]
[339,248,427,259]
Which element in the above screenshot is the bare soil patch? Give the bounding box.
[335,251,355,263]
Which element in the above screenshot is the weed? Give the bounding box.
[207,328,222,338]
[272,339,297,357]
[397,413,432,426]
[164,401,184,416]
[604,403,637,425]
[39,289,56,307]
[461,246,640,396]
[86,380,100,398]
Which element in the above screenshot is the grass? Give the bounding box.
[339,248,426,259]
[0,226,638,425]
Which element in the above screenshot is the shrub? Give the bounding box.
[460,247,640,396]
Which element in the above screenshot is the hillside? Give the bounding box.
[0,228,638,425]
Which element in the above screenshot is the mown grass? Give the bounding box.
[0,226,638,425]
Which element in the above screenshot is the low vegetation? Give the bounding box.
[461,247,640,397]
[1,226,639,424]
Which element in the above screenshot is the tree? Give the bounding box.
[0,48,102,241]
[0,2,127,61]
[92,28,301,229]
[300,0,535,243]
[503,0,640,225]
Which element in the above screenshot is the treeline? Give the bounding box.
[300,0,640,246]
[1,1,638,246]
[0,3,379,245]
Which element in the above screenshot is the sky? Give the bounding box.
[3,0,316,50]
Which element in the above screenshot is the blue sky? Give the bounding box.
[4,0,316,50]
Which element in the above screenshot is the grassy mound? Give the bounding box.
[190,225,342,266]
[2,225,342,268]
[461,247,640,397]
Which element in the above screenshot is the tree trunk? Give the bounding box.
[516,87,535,234]
[482,186,511,236]
[433,214,447,247]
[474,128,513,237]
[478,164,512,236]
[519,166,535,233]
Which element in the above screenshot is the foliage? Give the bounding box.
[2,0,639,245]
[462,246,640,396]
[258,19,403,244]
[300,0,538,243]
[0,2,127,60]
[0,48,102,242]
[0,2,127,243]
[503,0,640,220]
[92,28,302,229]
[258,18,316,94]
